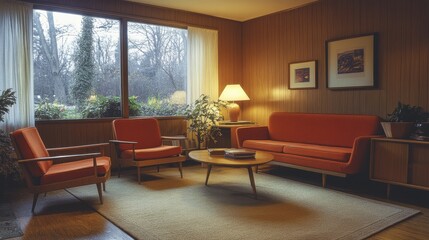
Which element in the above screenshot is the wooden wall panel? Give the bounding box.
[242,0,429,125]
[35,118,186,147]
[25,0,429,149]
[36,117,187,168]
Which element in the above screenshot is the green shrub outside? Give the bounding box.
[140,97,187,116]
[34,99,65,120]
[34,95,187,120]
[82,96,142,118]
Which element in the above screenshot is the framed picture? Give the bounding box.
[326,34,376,89]
[289,60,317,89]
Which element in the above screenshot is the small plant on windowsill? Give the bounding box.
[0,88,19,191]
[381,102,429,139]
[185,94,227,149]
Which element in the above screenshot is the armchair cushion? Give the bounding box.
[113,118,162,151]
[11,127,52,177]
[121,145,182,160]
[41,157,110,184]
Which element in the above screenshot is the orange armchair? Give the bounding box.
[10,127,111,213]
[111,118,185,184]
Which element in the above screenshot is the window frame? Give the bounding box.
[32,4,189,122]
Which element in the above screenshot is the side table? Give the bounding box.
[208,123,256,148]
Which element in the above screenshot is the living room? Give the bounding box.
[1,0,429,239]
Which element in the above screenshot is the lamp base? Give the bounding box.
[227,103,240,122]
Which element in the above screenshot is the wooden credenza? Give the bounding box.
[370,137,429,198]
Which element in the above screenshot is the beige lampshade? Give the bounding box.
[219,84,250,122]
[218,84,250,101]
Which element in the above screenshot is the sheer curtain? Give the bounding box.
[187,26,218,103]
[0,0,34,132]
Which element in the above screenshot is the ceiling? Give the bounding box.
[125,0,318,22]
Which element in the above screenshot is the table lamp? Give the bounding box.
[219,84,250,122]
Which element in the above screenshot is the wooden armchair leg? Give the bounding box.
[103,182,106,191]
[178,162,183,178]
[118,163,122,178]
[31,193,39,213]
[157,165,160,172]
[96,183,103,204]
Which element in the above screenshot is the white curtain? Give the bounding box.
[0,0,34,132]
[187,26,218,103]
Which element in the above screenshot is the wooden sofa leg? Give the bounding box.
[137,167,141,184]
[96,183,103,204]
[118,163,121,178]
[178,162,183,178]
[322,174,327,188]
[157,165,160,172]
[31,193,39,213]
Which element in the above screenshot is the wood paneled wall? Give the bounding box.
[242,0,429,125]
[26,0,242,153]
[36,118,187,168]
[28,0,429,150]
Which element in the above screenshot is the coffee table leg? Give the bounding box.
[247,166,257,198]
[205,164,212,186]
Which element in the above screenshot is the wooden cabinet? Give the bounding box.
[370,138,429,198]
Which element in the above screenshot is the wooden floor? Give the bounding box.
[3,165,429,240]
[363,193,429,240]
[4,186,133,240]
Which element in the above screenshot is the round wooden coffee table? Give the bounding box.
[188,150,273,197]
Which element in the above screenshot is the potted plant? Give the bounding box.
[0,88,19,192]
[185,94,227,149]
[381,102,429,138]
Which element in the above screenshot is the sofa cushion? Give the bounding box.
[283,142,352,162]
[242,140,285,153]
[268,112,380,148]
[121,145,182,160]
[41,157,110,185]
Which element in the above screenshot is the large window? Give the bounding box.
[33,9,189,120]
[128,22,187,117]
[33,10,121,120]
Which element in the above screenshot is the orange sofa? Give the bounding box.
[236,112,381,186]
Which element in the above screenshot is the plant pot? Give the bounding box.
[381,122,414,139]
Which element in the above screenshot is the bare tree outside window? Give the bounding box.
[33,10,187,119]
[128,22,187,117]
[33,10,121,120]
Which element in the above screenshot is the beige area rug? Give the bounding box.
[67,166,419,240]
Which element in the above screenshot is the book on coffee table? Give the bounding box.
[224,149,256,159]
[207,148,227,155]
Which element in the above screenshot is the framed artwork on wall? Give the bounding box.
[289,60,317,89]
[326,34,376,89]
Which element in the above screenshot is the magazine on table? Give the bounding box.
[224,148,256,159]
[207,148,227,155]
[207,148,256,159]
